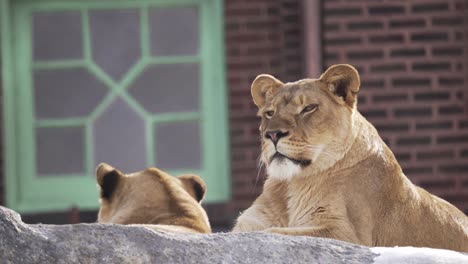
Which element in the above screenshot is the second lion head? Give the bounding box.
[251,64,361,180]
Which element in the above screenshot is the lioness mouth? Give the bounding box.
[270,152,311,167]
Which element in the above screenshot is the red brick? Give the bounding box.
[224,0,305,218]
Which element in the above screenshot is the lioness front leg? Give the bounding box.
[233,183,289,232]
[232,210,269,232]
[264,226,360,245]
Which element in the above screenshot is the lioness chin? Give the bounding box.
[232,64,468,251]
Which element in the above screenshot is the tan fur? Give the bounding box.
[96,163,211,234]
[233,64,468,251]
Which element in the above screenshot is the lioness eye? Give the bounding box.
[265,110,275,118]
[301,104,318,114]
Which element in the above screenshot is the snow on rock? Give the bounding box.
[371,246,468,264]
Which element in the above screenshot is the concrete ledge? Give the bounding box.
[0,206,466,263]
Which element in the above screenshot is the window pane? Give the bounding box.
[33,11,83,61]
[128,63,199,114]
[89,9,141,81]
[36,127,85,175]
[149,7,199,56]
[155,120,201,170]
[34,68,108,119]
[93,97,147,173]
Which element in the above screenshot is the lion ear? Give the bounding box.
[96,163,121,200]
[319,64,360,107]
[178,174,207,203]
[251,74,284,108]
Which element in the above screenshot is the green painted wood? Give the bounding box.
[35,118,88,127]
[140,5,150,57]
[118,59,147,92]
[2,0,230,213]
[15,0,202,10]
[13,3,38,210]
[151,112,200,123]
[81,8,91,62]
[200,0,230,202]
[146,55,200,65]
[1,0,19,209]
[32,60,86,69]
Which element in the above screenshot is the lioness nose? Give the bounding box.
[265,130,289,145]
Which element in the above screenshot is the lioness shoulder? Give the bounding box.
[233,64,468,252]
[96,163,211,234]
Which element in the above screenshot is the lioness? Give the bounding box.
[232,64,468,251]
[96,163,211,233]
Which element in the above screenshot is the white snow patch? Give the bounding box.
[371,246,468,264]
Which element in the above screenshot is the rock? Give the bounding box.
[0,206,466,264]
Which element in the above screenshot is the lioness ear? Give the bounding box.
[96,163,121,200]
[251,74,284,108]
[319,64,360,107]
[178,174,207,203]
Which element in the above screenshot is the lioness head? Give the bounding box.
[251,64,361,180]
[96,163,210,233]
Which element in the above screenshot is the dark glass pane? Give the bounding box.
[155,120,201,170]
[93,97,147,173]
[89,9,141,81]
[36,127,85,175]
[149,7,199,56]
[34,68,108,119]
[128,63,199,114]
[33,11,83,61]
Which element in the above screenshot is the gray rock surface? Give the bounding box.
[0,206,466,264]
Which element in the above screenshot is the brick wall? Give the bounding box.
[323,0,468,213]
[225,0,304,215]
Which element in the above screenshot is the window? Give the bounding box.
[1,0,229,213]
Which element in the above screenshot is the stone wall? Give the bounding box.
[1,206,467,264]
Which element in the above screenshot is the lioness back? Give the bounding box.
[232,64,468,252]
[342,137,468,250]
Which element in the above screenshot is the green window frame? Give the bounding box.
[1,0,230,213]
